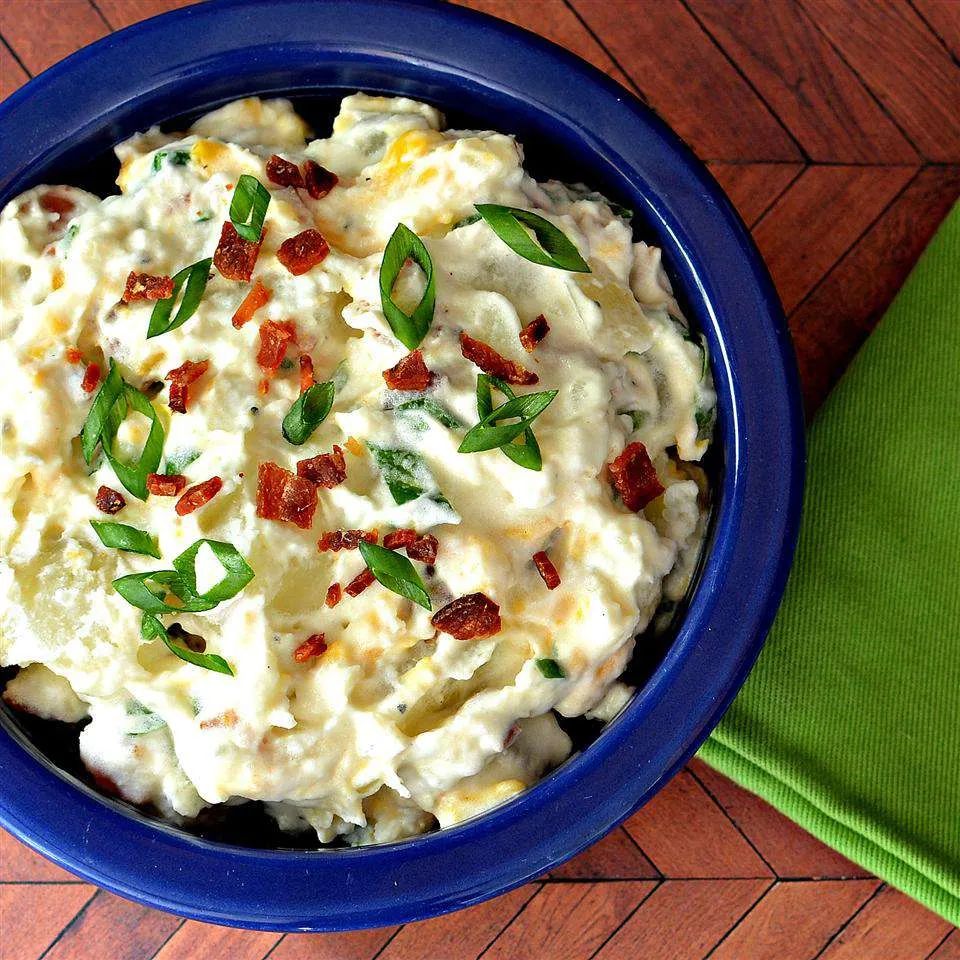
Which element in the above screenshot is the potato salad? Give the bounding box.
[0,95,715,844]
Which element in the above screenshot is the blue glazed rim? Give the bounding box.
[0,0,804,932]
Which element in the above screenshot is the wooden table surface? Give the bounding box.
[2,1,959,957]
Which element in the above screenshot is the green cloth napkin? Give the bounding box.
[699,203,960,924]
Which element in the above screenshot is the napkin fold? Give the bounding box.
[700,204,960,924]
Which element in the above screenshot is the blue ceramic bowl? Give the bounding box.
[0,0,804,931]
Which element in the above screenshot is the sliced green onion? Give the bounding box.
[126,700,167,735]
[171,539,255,605]
[379,223,436,350]
[102,384,166,500]
[367,444,429,505]
[617,409,648,432]
[459,387,558,456]
[229,174,271,242]
[90,520,161,559]
[474,204,590,273]
[450,212,481,230]
[81,359,124,463]
[152,152,168,172]
[195,212,212,223]
[147,257,212,339]
[171,150,190,166]
[282,381,335,445]
[396,397,464,430]
[359,540,431,610]
[536,657,566,679]
[165,449,201,475]
[141,613,234,676]
[113,570,218,614]
[695,403,716,442]
[476,375,543,471]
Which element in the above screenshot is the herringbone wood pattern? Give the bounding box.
[2,1,959,957]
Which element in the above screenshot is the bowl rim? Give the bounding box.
[0,0,805,931]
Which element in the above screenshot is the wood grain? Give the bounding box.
[706,162,805,229]
[912,0,960,61]
[548,825,659,879]
[0,0,107,74]
[267,927,399,960]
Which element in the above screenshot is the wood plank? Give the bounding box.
[929,930,960,960]
[548,826,659,880]
[0,883,95,960]
[752,164,916,313]
[788,165,960,414]
[268,927,398,960]
[94,0,204,30]
[0,829,83,883]
[689,0,917,163]
[483,881,653,960]
[0,0,107,75]
[153,920,279,960]
[574,0,802,161]
[913,0,960,61]
[691,761,871,879]
[799,0,960,162]
[42,890,183,960]
[710,879,879,959]
[707,162,804,228]
[0,39,29,99]
[818,885,952,959]
[451,0,632,89]
[623,769,773,878]
[378,885,538,960]
[593,879,772,960]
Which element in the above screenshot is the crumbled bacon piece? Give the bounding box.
[213,221,262,282]
[432,593,501,640]
[95,485,126,514]
[175,477,223,516]
[81,362,101,394]
[66,347,83,365]
[146,473,187,497]
[608,441,664,512]
[299,354,315,393]
[277,229,329,275]
[231,280,271,329]
[345,567,375,597]
[503,723,521,749]
[165,359,209,414]
[407,534,438,565]
[256,461,318,530]
[519,314,550,353]
[317,528,378,552]
[459,332,539,385]
[325,583,342,608]
[122,271,174,303]
[303,160,338,199]
[297,446,346,488]
[383,528,417,550]
[532,550,561,589]
[383,350,432,391]
[256,320,297,378]
[293,634,328,662]
[265,154,305,189]
[39,192,74,225]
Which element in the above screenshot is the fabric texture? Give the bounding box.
[700,203,960,924]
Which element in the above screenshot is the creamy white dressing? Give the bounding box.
[0,95,714,844]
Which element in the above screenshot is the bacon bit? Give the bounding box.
[299,354,315,393]
[81,362,102,394]
[432,593,501,640]
[303,160,339,199]
[325,583,342,608]
[146,473,187,497]
[459,331,539,385]
[231,280,271,329]
[407,534,438,565]
[265,154,304,189]
[532,550,561,590]
[608,441,664,512]
[345,567,376,597]
[39,192,74,225]
[65,347,83,365]
[382,350,432,391]
[503,723,521,749]
[293,633,328,662]
[519,314,550,353]
[256,320,297,379]
[213,221,262,282]
[297,445,346,488]
[317,528,378,552]
[277,229,329,276]
[345,436,363,457]
[165,359,209,414]
[383,528,417,550]
[256,461,318,530]
[175,476,223,516]
[122,271,174,303]
[95,485,126,514]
